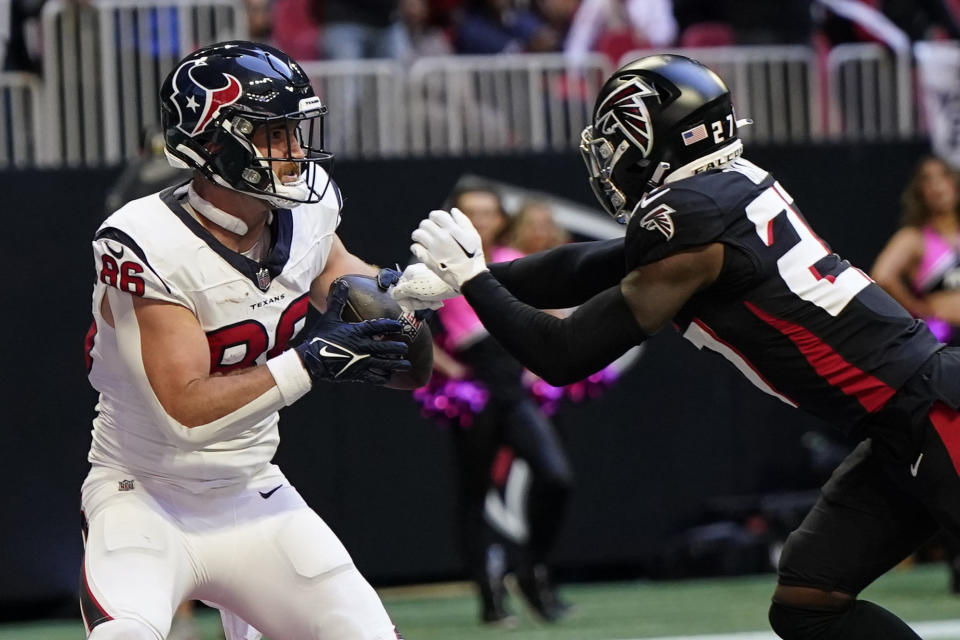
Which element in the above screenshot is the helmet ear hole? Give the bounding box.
[646,78,679,106]
[234,117,254,137]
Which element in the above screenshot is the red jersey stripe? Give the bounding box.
[931,402,960,478]
[745,301,895,412]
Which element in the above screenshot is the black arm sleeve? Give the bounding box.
[486,238,625,308]
[461,271,647,386]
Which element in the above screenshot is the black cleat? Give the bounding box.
[478,543,517,627]
[515,563,572,623]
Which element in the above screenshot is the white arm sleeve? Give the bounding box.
[107,287,288,451]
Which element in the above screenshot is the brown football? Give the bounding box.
[331,274,433,390]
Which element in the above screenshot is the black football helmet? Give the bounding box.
[580,54,749,223]
[159,41,332,208]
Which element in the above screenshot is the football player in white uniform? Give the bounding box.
[80,41,422,640]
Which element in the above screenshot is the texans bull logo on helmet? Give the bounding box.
[594,76,658,158]
[169,58,243,137]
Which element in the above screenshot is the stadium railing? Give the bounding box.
[618,46,821,144]
[825,42,913,141]
[0,72,42,168]
[297,59,406,159]
[23,2,937,166]
[299,54,611,158]
[40,0,247,167]
[405,53,611,156]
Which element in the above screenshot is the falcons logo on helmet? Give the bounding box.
[594,76,657,158]
[169,58,243,137]
[639,203,675,240]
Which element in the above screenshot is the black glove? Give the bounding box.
[294,280,411,384]
[377,267,402,289]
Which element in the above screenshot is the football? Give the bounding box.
[332,274,433,390]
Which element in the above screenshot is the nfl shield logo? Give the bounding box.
[256,268,271,291]
[118,479,135,492]
[398,311,421,339]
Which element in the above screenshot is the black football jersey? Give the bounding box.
[625,158,942,429]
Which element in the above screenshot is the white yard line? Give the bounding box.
[623,619,960,640]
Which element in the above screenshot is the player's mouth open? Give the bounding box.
[279,168,301,184]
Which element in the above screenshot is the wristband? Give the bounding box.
[266,349,313,406]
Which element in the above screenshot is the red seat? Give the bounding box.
[679,22,735,48]
[595,28,649,66]
[273,0,321,61]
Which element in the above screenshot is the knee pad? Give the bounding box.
[769,600,921,640]
[88,617,161,640]
[769,600,839,639]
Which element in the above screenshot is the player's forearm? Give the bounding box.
[121,350,293,451]
[134,350,312,450]
[167,364,282,427]
[113,288,310,448]
[487,238,624,308]
[159,346,312,430]
[461,271,646,386]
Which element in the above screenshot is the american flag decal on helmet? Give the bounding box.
[639,203,676,240]
[682,124,708,146]
[594,76,658,157]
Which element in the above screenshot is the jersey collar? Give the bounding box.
[160,182,293,292]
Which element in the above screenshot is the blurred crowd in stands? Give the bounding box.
[247,0,960,65]
[2,0,960,72]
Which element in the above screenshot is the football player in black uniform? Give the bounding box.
[398,54,960,639]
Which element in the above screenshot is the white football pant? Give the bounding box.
[80,465,399,639]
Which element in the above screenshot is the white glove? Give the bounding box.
[389,262,458,312]
[410,208,488,291]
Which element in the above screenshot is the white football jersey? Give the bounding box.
[85,178,342,491]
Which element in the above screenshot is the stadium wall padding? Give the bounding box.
[0,141,930,612]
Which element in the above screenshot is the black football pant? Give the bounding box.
[774,349,960,638]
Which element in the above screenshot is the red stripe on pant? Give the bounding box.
[930,401,960,478]
[79,555,113,632]
[490,446,515,489]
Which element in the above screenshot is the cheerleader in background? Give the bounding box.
[417,184,574,626]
